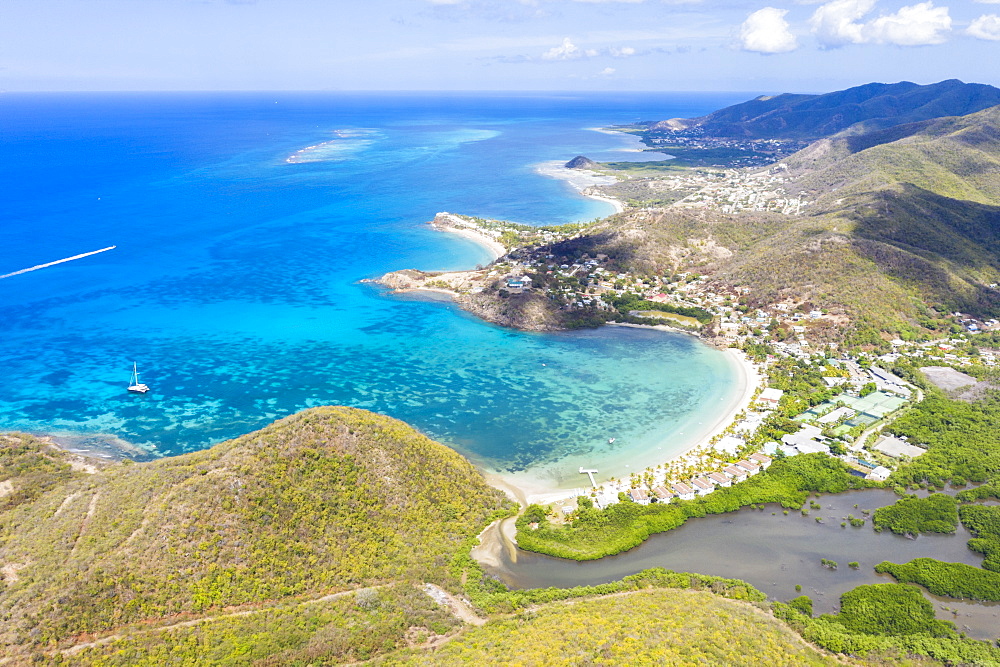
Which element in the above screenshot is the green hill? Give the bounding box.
[656,79,1000,140]
[0,409,511,662]
[385,588,840,666]
[561,101,1000,341]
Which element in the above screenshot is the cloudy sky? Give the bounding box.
[1,0,998,93]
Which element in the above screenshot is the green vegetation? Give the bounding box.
[515,454,874,560]
[773,583,1000,666]
[872,493,959,536]
[875,558,1000,601]
[605,293,714,324]
[0,410,512,662]
[830,583,956,638]
[959,504,1000,572]
[387,588,840,666]
[0,434,80,511]
[65,583,461,666]
[459,566,765,616]
[886,394,1000,488]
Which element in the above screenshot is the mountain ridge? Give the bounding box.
[653,79,1000,140]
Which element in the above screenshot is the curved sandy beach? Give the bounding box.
[430,218,507,261]
[480,346,762,506]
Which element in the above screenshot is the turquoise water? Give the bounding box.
[0,92,750,485]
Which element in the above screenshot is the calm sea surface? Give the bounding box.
[0,91,752,484]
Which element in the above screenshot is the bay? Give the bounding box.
[0,91,750,489]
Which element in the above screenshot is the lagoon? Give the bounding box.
[484,488,1000,640]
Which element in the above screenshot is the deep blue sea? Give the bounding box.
[0,91,754,489]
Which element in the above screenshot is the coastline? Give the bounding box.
[477,344,762,506]
[430,215,507,261]
[534,160,625,214]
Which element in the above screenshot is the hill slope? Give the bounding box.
[0,408,511,659]
[565,101,1000,340]
[386,589,840,666]
[656,79,1000,140]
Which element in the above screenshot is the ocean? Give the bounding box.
[0,91,754,490]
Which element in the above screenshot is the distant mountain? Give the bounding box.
[655,80,1000,140]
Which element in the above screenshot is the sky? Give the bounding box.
[0,0,998,93]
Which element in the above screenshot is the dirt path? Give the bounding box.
[422,583,486,626]
[59,586,384,657]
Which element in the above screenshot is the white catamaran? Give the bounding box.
[128,362,149,393]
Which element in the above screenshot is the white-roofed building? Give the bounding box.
[867,466,892,481]
[758,387,784,407]
[874,436,926,459]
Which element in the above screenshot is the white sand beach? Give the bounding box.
[534,161,625,214]
[430,219,506,260]
[479,346,762,506]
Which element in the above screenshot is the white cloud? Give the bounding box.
[968,13,1000,39]
[539,38,640,60]
[542,37,583,59]
[809,0,951,46]
[609,46,637,57]
[867,2,951,44]
[599,67,617,75]
[809,0,875,46]
[739,7,799,53]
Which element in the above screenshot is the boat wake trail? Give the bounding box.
[0,245,117,280]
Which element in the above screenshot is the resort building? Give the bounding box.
[873,436,926,459]
[758,387,784,408]
[867,466,893,482]
[748,452,773,469]
[652,486,673,502]
[671,482,696,500]
[628,488,650,505]
[707,471,731,487]
[691,477,714,495]
[723,465,748,482]
[735,460,761,476]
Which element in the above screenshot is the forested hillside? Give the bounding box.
[0,409,511,662]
